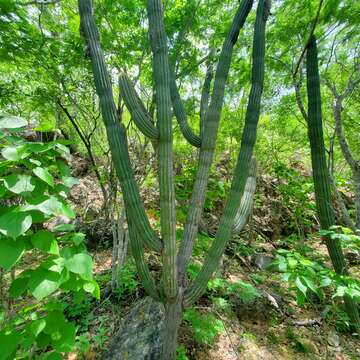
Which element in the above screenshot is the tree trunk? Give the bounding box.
[162,294,183,360]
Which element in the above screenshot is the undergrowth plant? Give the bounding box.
[0,115,98,359]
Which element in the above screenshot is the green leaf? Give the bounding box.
[65,253,93,280]
[28,269,61,300]
[9,276,29,297]
[0,116,28,129]
[51,322,76,353]
[288,257,298,269]
[83,280,100,299]
[0,330,21,360]
[30,319,46,337]
[31,230,58,255]
[33,167,54,187]
[71,233,85,245]
[53,223,75,232]
[63,177,79,188]
[1,147,21,161]
[4,174,36,194]
[0,212,32,238]
[25,196,75,219]
[43,352,62,360]
[56,159,70,177]
[0,238,25,270]
[295,277,308,297]
[320,277,332,287]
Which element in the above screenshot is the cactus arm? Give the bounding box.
[177,0,254,284]
[170,69,202,148]
[118,73,159,140]
[147,0,177,299]
[233,157,257,233]
[185,0,270,306]
[127,216,160,301]
[199,51,215,138]
[77,0,162,252]
[305,36,360,330]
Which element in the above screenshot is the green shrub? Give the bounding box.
[0,116,98,359]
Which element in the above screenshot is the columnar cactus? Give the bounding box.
[306,35,360,331]
[77,0,269,358]
[233,157,257,234]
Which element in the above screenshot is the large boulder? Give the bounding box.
[104,297,165,360]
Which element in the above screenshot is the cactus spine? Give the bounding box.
[306,35,360,331]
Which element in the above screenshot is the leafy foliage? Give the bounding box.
[183,308,224,345]
[0,120,98,359]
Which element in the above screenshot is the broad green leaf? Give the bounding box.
[63,177,79,188]
[295,277,308,297]
[320,277,332,287]
[287,257,298,269]
[83,280,100,299]
[43,310,66,335]
[65,253,93,280]
[56,159,70,177]
[4,174,36,194]
[33,167,54,187]
[31,230,58,255]
[28,269,61,301]
[44,352,62,360]
[0,238,25,270]
[9,276,29,298]
[0,330,21,360]
[0,116,28,129]
[51,322,76,353]
[0,212,32,239]
[30,319,46,337]
[71,233,85,245]
[1,147,21,161]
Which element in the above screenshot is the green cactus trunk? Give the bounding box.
[177,0,254,285]
[77,0,271,357]
[306,35,360,331]
[185,0,270,306]
[233,157,257,234]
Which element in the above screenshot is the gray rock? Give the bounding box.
[327,331,340,348]
[104,297,165,360]
[250,253,274,270]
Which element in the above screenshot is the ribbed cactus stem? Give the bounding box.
[200,50,215,138]
[118,73,158,140]
[147,0,177,299]
[233,157,257,233]
[78,0,162,252]
[178,0,254,284]
[306,35,360,331]
[127,217,160,301]
[185,0,269,306]
[170,69,201,147]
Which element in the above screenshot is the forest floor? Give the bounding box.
[63,156,360,360]
[82,242,359,360]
